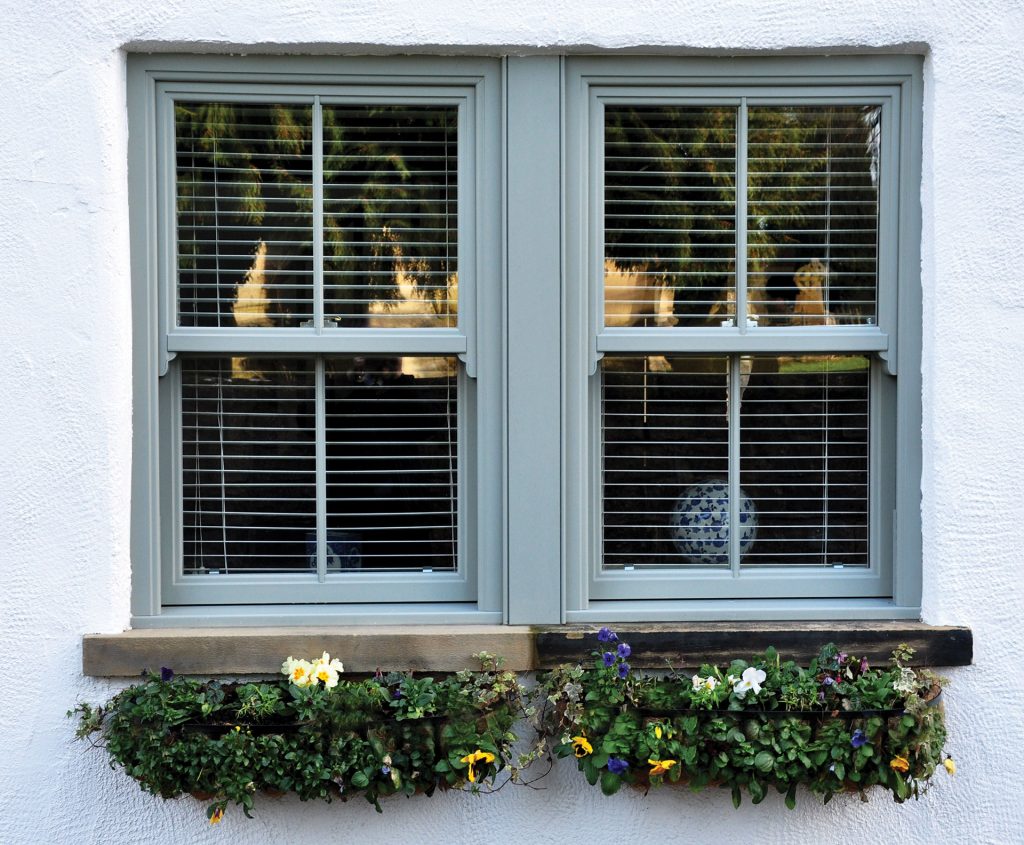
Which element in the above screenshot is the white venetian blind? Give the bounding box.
[322,105,459,329]
[181,358,316,574]
[602,356,729,568]
[175,102,315,328]
[181,356,460,574]
[739,355,870,567]
[324,356,459,571]
[747,105,881,327]
[603,106,737,328]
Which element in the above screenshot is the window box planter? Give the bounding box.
[70,654,524,821]
[540,632,953,807]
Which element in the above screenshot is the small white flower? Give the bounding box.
[692,674,718,691]
[733,667,767,699]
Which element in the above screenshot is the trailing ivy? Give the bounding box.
[538,632,952,807]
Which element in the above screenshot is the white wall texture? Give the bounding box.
[1,1,1023,843]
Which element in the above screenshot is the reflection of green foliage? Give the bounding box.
[604,105,880,323]
[322,105,458,310]
[175,102,313,284]
[778,355,870,374]
[604,106,736,316]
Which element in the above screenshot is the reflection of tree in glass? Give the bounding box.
[604,106,736,326]
[748,106,880,326]
[175,102,314,328]
[603,104,880,327]
[323,105,459,328]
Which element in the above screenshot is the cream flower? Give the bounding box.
[311,651,345,688]
[282,656,316,688]
[733,667,767,699]
[691,674,719,691]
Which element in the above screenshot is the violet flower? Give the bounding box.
[618,662,630,679]
[602,652,616,667]
[850,729,867,748]
[607,757,629,775]
[597,627,619,643]
[617,643,632,659]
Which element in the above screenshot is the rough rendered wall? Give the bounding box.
[2,2,1023,843]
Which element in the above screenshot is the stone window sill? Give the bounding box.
[82,622,971,677]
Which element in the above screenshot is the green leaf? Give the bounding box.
[785,784,798,810]
[754,751,774,773]
[749,778,765,805]
[731,785,742,809]
[600,772,623,795]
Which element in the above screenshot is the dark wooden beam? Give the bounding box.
[534,622,973,669]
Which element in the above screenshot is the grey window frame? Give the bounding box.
[129,55,504,624]
[128,54,922,627]
[561,56,922,622]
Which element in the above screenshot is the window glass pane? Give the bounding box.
[747,106,881,327]
[325,356,459,571]
[175,103,315,328]
[604,106,737,327]
[602,355,729,568]
[740,354,870,567]
[182,358,316,574]
[323,105,458,328]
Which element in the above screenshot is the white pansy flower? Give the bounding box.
[692,674,719,691]
[733,667,767,699]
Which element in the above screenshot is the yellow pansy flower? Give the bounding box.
[943,757,956,775]
[648,758,677,776]
[571,735,593,757]
[460,749,496,783]
[889,756,910,773]
[209,807,224,825]
[654,725,663,739]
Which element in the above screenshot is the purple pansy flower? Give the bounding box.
[617,643,632,659]
[597,627,619,643]
[607,757,629,775]
[602,652,616,667]
[823,676,836,686]
[381,766,391,775]
[160,667,174,682]
[850,729,867,748]
[618,662,631,679]
[392,688,403,699]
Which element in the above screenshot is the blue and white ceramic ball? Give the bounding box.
[671,481,757,564]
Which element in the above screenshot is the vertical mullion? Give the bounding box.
[313,96,325,334]
[729,101,749,575]
[728,354,742,577]
[736,98,749,334]
[315,357,327,583]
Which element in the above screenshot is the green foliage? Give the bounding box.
[538,635,952,808]
[70,656,525,821]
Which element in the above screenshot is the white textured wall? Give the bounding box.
[2,1,1023,843]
